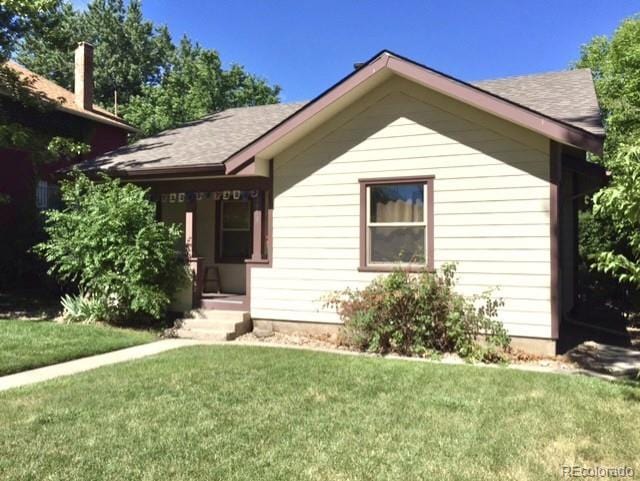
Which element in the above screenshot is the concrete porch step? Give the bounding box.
[175,309,252,342]
[174,328,233,342]
[188,309,250,323]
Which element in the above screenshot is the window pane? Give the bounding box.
[370,226,425,263]
[370,183,424,223]
[221,231,252,259]
[222,201,250,229]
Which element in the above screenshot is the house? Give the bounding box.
[0,42,136,285]
[82,50,606,355]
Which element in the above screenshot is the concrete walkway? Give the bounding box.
[567,341,640,379]
[0,339,201,392]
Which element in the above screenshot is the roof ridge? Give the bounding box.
[223,101,308,113]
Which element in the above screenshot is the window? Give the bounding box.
[218,200,252,262]
[359,176,434,271]
[35,180,61,211]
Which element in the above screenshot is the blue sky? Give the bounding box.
[72,0,638,102]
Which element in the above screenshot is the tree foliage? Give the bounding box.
[591,144,640,287]
[18,0,173,107]
[575,15,640,159]
[574,15,640,296]
[17,0,281,135]
[123,36,281,136]
[35,172,188,322]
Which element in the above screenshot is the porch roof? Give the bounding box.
[79,102,305,174]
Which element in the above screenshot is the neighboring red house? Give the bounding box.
[0,43,136,286]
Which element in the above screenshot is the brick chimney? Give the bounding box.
[74,42,94,110]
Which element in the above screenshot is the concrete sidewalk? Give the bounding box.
[0,339,202,392]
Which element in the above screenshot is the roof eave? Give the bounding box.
[80,163,227,180]
[56,104,139,133]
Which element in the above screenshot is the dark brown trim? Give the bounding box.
[267,159,274,263]
[550,141,562,340]
[359,181,367,270]
[140,176,271,195]
[223,51,604,174]
[358,175,435,273]
[427,177,434,271]
[155,198,162,222]
[359,175,435,185]
[560,155,607,180]
[106,164,226,180]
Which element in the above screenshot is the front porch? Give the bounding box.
[143,173,272,312]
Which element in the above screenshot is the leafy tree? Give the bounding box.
[575,16,640,158]
[35,172,188,322]
[123,37,281,136]
[17,0,174,109]
[573,15,640,304]
[591,144,640,288]
[17,0,280,133]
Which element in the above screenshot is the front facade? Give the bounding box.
[86,51,606,354]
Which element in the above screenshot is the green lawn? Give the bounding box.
[0,346,638,480]
[0,319,157,376]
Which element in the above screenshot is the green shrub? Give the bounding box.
[325,264,510,361]
[60,293,104,324]
[36,172,189,324]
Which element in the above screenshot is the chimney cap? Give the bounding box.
[76,41,94,48]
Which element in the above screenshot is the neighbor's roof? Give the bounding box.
[84,52,604,175]
[3,60,137,133]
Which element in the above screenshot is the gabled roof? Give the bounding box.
[84,50,604,176]
[3,60,137,133]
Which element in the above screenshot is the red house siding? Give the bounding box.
[0,117,129,287]
[88,123,129,158]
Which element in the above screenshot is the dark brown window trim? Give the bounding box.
[358,175,435,273]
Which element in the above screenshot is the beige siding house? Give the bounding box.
[84,51,605,354]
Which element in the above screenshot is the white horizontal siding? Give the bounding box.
[251,76,552,339]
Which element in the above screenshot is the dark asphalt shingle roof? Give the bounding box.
[474,68,604,137]
[85,68,602,173]
[84,102,306,172]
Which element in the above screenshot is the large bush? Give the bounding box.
[35,172,188,323]
[326,264,509,361]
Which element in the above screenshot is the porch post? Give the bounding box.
[185,200,203,306]
[250,191,265,261]
[185,203,196,258]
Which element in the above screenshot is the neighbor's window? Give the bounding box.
[218,200,252,262]
[360,177,433,270]
[35,180,61,211]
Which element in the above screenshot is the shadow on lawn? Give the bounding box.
[0,289,61,320]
